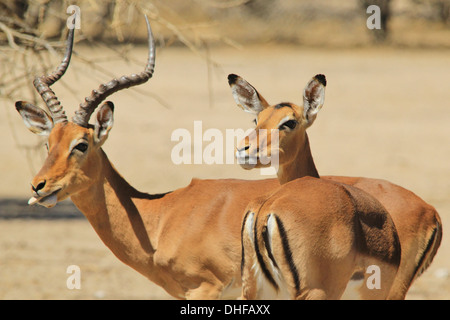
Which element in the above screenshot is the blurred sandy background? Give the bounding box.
[0,0,449,299]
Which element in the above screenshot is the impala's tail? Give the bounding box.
[411,209,443,282]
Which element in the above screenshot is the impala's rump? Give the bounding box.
[240,176,401,300]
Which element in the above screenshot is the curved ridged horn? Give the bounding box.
[72,15,156,127]
[33,26,75,124]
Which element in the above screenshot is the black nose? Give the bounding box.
[32,180,46,193]
[237,145,250,152]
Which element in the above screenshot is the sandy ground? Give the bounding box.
[0,44,449,299]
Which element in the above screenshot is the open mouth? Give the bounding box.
[28,189,61,208]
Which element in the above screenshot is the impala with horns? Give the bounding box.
[229,73,442,299]
[15,15,290,299]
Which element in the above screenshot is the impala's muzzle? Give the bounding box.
[28,187,61,208]
[236,146,258,169]
[236,129,279,170]
[236,133,258,169]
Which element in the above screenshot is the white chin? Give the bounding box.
[28,193,58,208]
[239,163,257,170]
[40,193,58,207]
[237,159,258,170]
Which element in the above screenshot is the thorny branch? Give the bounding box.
[0,0,229,175]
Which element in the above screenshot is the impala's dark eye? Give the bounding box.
[74,142,88,153]
[279,120,298,131]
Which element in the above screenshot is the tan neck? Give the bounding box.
[70,149,165,279]
[277,132,319,184]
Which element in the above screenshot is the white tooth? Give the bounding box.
[28,197,39,205]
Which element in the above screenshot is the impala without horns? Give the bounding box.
[229,73,442,299]
[227,73,402,299]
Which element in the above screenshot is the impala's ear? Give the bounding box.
[15,101,54,136]
[94,101,114,145]
[228,74,270,115]
[303,74,326,127]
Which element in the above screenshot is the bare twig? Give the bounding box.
[1,0,239,174]
[0,22,22,51]
[194,0,252,9]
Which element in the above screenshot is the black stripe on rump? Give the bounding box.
[274,214,300,293]
[241,210,251,275]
